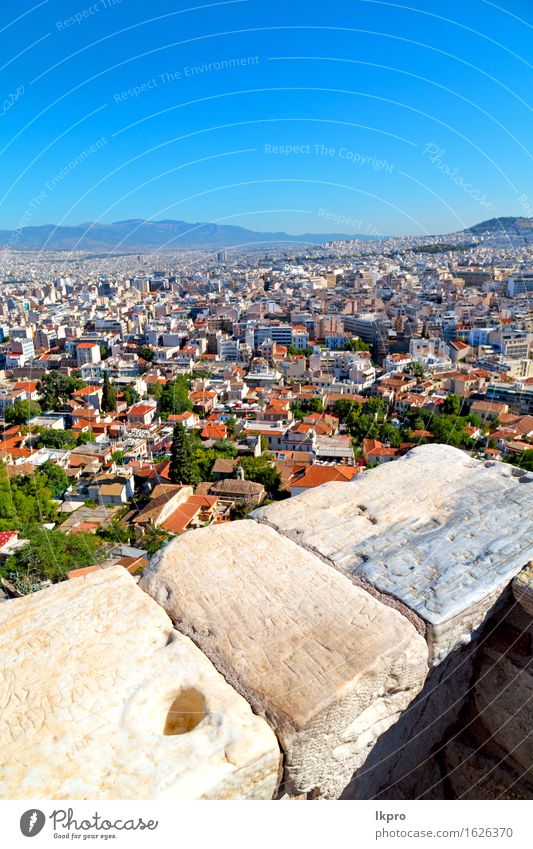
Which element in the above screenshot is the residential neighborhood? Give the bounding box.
[1,225,532,595]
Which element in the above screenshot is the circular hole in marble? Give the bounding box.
[163,687,206,735]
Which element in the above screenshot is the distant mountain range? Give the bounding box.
[467,216,533,234]
[0,219,375,251]
[1,216,531,252]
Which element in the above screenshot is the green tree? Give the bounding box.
[226,416,237,438]
[466,412,482,428]
[10,473,57,526]
[334,398,362,422]
[364,397,388,418]
[40,461,69,498]
[38,372,85,411]
[306,397,324,414]
[139,345,155,362]
[239,456,281,493]
[431,414,470,447]
[96,519,130,544]
[111,450,126,465]
[287,344,314,357]
[148,381,163,400]
[101,372,116,413]
[0,461,16,523]
[142,524,171,556]
[443,393,461,416]
[290,402,305,420]
[194,438,240,480]
[509,449,533,473]
[344,338,370,352]
[6,526,101,590]
[77,429,96,445]
[99,343,109,361]
[346,410,362,433]
[169,423,198,484]
[212,439,238,457]
[124,385,140,406]
[5,400,41,424]
[0,463,60,527]
[160,376,192,417]
[36,428,77,450]
[404,361,425,379]
[291,397,324,418]
[231,499,250,519]
[348,413,380,442]
[195,447,216,481]
[379,423,401,448]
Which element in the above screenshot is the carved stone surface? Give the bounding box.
[345,643,477,800]
[140,521,428,798]
[253,444,533,663]
[0,567,280,800]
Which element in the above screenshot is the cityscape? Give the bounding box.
[0,0,532,826]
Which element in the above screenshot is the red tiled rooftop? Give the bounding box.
[160,501,201,535]
[290,465,359,489]
[67,565,102,578]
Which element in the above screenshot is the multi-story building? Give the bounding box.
[507,272,533,297]
[76,342,101,367]
[254,323,292,349]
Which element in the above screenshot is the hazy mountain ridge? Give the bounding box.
[1,216,531,251]
[468,216,533,234]
[0,219,374,251]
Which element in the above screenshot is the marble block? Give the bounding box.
[253,444,533,663]
[0,567,280,800]
[141,521,428,798]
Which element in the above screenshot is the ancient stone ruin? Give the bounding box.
[1,445,532,799]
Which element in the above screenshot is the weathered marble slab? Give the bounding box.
[0,567,280,800]
[253,445,533,662]
[141,522,428,798]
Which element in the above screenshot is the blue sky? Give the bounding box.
[0,0,531,235]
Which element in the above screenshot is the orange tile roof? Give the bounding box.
[13,381,38,391]
[161,501,201,534]
[116,555,149,574]
[290,465,359,489]
[200,423,227,440]
[8,447,33,459]
[128,403,156,416]
[190,391,217,400]
[74,385,102,396]
[67,565,103,578]
[188,494,219,508]
[167,411,195,422]
[71,521,101,533]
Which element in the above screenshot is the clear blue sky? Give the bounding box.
[0,0,531,235]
